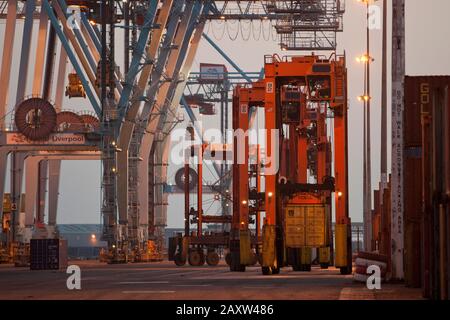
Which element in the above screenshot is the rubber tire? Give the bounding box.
[250,253,258,266]
[320,263,329,269]
[198,251,206,265]
[340,266,352,275]
[303,264,311,272]
[262,266,272,275]
[206,252,220,266]
[188,251,204,266]
[174,253,186,266]
[271,267,280,274]
[174,167,198,190]
[257,254,263,266]
[229,252,246,272]
[225,253,232,266]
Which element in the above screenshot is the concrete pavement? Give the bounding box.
[0,261,423,300]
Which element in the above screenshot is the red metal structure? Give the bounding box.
[230,54,352,275]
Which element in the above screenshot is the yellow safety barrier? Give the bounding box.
[335,224,348,267]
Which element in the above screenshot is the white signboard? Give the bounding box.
[6,133,86,145]
[199,63,227,82]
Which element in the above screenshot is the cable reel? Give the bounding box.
[14,98,57,140]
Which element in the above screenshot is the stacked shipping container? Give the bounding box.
[403,76,450,300]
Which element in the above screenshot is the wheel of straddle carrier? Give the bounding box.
[174,253,186,266]
[262,266,272,275]
[229,252,246,272]
[225,253,232,266]
[188,251,204,266]
[250,253,258,266]
[303,264,311,272]
[320,263,329,269]
[340,266,352,275]
[271,267,280,274]
[206,252,220,266]
[199,251,206,265]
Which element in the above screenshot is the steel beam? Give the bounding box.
[58,0,97,70]
[116,0,160,116]
[47,45,68,227]
[143,2,198,153]
[0,150,7,214]
[53,1,97,83]
[79,13,100,62]
[138,1,186,123]
[42,0,101,115]
[32,8,49,96]
[152,2,211,242]
[133,1,187,228]
[16,0,36,103]
[9,152,26,242]
[116,0,174,228]
[138,1,196,230]
[80,13,123,95]
[0,0,16,130]
[47,160,61,226]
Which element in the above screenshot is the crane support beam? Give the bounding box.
[57,0,97,71]
[52,0,97,88]
[32,7,48,96]
[81,13,123,96]
[116,0,174,235]
[152,2,212,248]
[0,150,7,214]
[42,0,101,116]
[116,0,160,116]
[16,0,36,103]
[0,0,17,129]
[47,46,68,229]
[116,0,181,231]
[137,1,198,229]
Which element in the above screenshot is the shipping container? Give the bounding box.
[404,76,450,298]
[30,239,67,270]
[284,205,326,247]
[404,76,450,147]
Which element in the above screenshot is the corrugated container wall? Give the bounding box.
[404,76,450,300]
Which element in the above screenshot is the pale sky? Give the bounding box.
[1,0,450,226]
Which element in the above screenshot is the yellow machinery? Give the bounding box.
[1,194,32,265]
[2,193,11,234]
[65,72,86,98]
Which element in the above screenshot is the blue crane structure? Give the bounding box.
[0,0,344,263]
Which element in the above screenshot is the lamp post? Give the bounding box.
[357,0,377,252]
